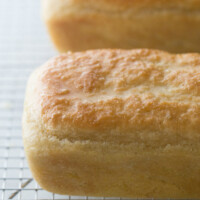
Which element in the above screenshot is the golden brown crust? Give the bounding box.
[24,49,200,146]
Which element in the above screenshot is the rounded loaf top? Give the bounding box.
[24,49,200,144]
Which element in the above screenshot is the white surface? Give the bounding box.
[0,0,147,199]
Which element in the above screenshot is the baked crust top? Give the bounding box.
[25,49,200,144]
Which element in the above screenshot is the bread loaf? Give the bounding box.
[23,49,200,198]
[42,0,200,52]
